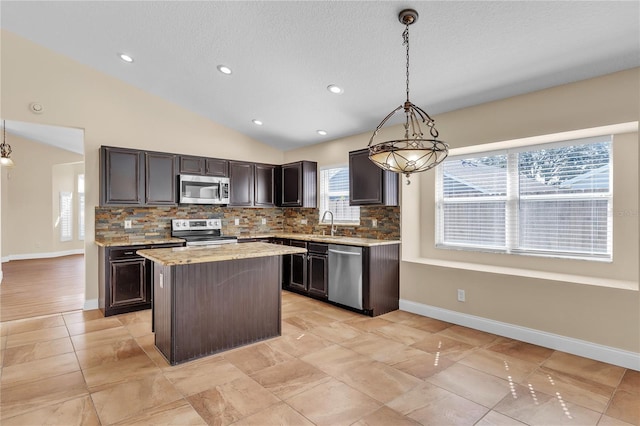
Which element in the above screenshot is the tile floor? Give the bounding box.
[0,290,638,425]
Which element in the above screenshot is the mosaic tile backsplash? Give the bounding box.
[95,205,400,243]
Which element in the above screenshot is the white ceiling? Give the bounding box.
[3,120,84,155]
[2,1,639,152]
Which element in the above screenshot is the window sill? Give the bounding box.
[402,257,638,291]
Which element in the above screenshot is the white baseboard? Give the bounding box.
[2,249,84,263]
[83,299,99,311]
[400,299,640,371]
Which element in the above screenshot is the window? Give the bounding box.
[436,136,612,260]
[78,174,85,241]
[60,192,73,242]
[319,166,360,224]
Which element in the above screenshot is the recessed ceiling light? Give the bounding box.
[327,84,343,94]
[317,130,328,136]
[217,65,232,75]
[252,119,263,126]
[118,53,134,63]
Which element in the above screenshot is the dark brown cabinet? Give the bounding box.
[229,161,276,207]
[145,152,177,205]
[100,146,177,206]
[280,161,317,207]
[287,240,328,299]
[349,149,398,206]
[100,147,144,205]
[179,155,228,177]
[229,161,254,206]
[99,243,183,317]
[254,164,275,207]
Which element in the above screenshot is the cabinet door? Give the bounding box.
[110,259,147,307]
[349,149,398,206]
[229,161,254,206]
[289,252,307,291]
[308,254,328,298]
[179,156,205,175]
[101,147,144,205]
[205,158,229,177]
[254,164,275,207]
[349,149,383,205]
[281,163,302,206]
[146,152,177,205]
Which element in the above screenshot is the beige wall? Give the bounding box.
[1,135,84,257]
[286,68,640,353]
[1,30,284,302]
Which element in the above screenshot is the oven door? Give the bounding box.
[179,175,229,204]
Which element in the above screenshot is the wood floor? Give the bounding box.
[0,255,85,322]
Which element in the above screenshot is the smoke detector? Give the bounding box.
[29,102,44,114]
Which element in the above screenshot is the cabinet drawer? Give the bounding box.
[307,242,328,255]
[290,240,307,249]
[109,247,146,260]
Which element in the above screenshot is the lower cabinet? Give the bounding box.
[286,240,328,299]
[284,241,399,316]
[99,242,183,316]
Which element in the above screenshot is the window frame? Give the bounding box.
[319,165,360,225]
[436,137,613,261]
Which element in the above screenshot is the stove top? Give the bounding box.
[171,218,237,246]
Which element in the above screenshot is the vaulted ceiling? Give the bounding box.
[2,1,639,151]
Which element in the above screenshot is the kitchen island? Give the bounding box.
[137,242,307,365]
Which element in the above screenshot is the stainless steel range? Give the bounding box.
[171,219,237,246]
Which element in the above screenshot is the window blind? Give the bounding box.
[319,166,360,224]
[78,174,85,241]
[436,136,612,260]
[60,192,73,242]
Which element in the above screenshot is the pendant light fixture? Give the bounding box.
[368,9,448,184]
[0,120,15,167]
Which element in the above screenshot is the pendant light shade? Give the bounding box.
[1,120,14,167]
[368,9,448,184]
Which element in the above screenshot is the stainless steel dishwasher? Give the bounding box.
[328,244,363,310]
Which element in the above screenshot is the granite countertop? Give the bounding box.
[96,234,400,248]
[94,238,185,247]
[241,233,401,247]
[137,242,307,266]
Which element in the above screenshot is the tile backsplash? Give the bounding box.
[95,205,400,243]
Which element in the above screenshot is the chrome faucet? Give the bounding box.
[321,210,336,236]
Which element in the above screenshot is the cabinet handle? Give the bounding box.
[123,251,135,255]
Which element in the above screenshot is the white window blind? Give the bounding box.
[78,174,85,241]
[436,136,612,260]
[319,166,360,224]
[60,192,73,242]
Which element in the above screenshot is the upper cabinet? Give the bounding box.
[349,149,398,206]
[229,161,276,208]
[100,146,177,206]
[254,164,276,207]
[179,155,228,177]
[145,152,178,205]
[280,161,317,208]
[229,161,254,206]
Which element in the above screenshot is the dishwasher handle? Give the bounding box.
[328,249,361,256]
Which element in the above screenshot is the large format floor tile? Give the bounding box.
[1,290,636,426]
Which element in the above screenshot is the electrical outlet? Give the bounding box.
[234,218,240,226]
[301,219,308,225]
[457,289,466,302]
[372,218,378,228]
[124,220,132,229]
[261,218,267,225]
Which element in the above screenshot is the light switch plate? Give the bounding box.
[261,218,267,225]
[234,218,240,226]
[301,219,308,225]
[124,220,132,229]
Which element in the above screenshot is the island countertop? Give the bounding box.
[137,242,307,266]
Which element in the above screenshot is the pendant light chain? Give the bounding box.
[404,25,410,103]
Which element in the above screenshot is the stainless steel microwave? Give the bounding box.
[179,175,230,204]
